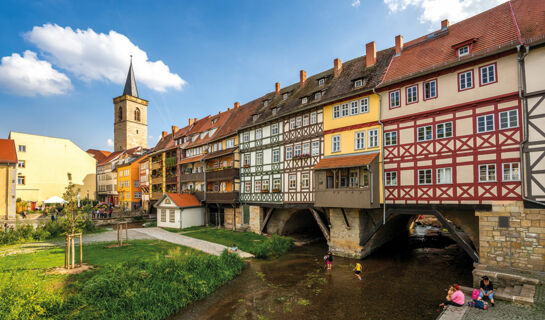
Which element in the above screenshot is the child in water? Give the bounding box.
[353,262,363,280]
[324,251,333,271]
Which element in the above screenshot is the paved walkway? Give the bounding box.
[132,228,254,258]
[437,301,469,320]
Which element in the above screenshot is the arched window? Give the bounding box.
[118,106,123,121]
[135,108,141,122]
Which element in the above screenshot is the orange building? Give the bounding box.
[117,154,146,210]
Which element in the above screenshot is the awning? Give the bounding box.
[43,196,68,204]
[202,147,237,160]
[313,153,378,170]
[178,155,205,164]
[140,185,149,193]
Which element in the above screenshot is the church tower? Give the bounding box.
[113,58,148,151]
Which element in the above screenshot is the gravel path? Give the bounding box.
[133,227,254,258]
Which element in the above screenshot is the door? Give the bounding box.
[243,205,250,225]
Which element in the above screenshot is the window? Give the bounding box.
[243,154,251,166]
[289,175,297,189]
[458,46,469,57]
[480,64,496,85]
[436,122,453,139]
[272,107,278,115]
[332,135,341,153]
[417,126,433,142]
[341,104,349,117]
[226,138,235,148]
[118,106,123,122]
[353,79,363,87]
[479,164,496,182]
[256,152,263,165]
[302,173,310,188]
[273,179,281,191]
[161,209,166,222]
[296,116,302,128]
[385,172,397,186]
[423,79,437,100]
[314,92,322,100]
[499,110,518,129]
[134,181,140,187]
[503,163,520,181]
[310,112,317,124]
[134,192,142,199]
[384,132,397,146]
[18,145,26,152]
[254,180,262,192]
[477,114,494,133]
[406,85,418,104]
[244,181,251,193]
[302,143,310,155]
[418,169,432,185]
[303,115,309,126]
[169,209,175,223]
[302,97,308,104]
[351,101,359,115]
[286,146,293,160]
[312,141,319,156]
[437,168,452,184]
[318,78,325,86]
[243,132,250,142]
[368,129,379,147]
[272,149,280,163]
[271,123,279,135]
[262,180,270,191]
[17,160,25,168]
[458,70,474,90]
[134,108,141,121]
[349,170,358,187]
[290,118,296,129]
[119,181,123,188]
[17,176,25,185]
[355,131,365,150]
[255,128,262,139]
[294,145,301,157]
[282,93,288,100]
[360,98,369,113]
[389,90,400,108]
[264,100,269,107]
[333,106,340,119]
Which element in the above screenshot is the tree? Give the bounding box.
[62,182,85,234]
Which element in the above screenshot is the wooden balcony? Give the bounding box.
[151,191,163,200]
[151,177,163,185]
[165,175,177,184]
[206,168,240,182]
[151,161,162,170]
[206,191,239,204]
[180,172,204,182]
[314,188,378,209]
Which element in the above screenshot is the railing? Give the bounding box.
[151,162,162,170]
[151,191,163,199]
[165,175,177,184]
[180,172,204,182]
[206,191,240,203]
[314,188,377,209]
[206,168,240,182]
[165,156,177,168]
[151,177,162,185]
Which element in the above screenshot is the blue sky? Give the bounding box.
[0,0,503,151]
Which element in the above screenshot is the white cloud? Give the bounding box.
[383,0,504,27]
[107,138,114,147]
[352,0,361,7]
[25,24,186,93]
[0,50,72,96]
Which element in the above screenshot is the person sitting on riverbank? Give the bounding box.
[479,276,495,307]
[353,262,363,280]
[439,284,465,310]
[231,244,238,253]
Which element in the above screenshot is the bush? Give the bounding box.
[249,235,294,259]
[39,220,65,239]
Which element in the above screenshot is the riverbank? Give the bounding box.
[0,240,245,319]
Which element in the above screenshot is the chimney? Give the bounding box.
[171,125,178,135]
[188,118,194,126]
[441,19,449,29]
[334,58,342,77]
[300,70,307,87]
[194,117,197,123]
[161,131,168,138]
[395,35,403,55]
[234,101,240,109]
[366,41,376,67]
[275,82,280,95]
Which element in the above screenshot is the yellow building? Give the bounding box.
[117,155,145,210]
[8,132,96,203]
[0,139,17,219]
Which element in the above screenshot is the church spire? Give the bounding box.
[122,55,139,97]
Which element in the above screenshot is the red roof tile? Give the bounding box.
[313,153,378,170]
[97,151,123,165]
[178,154,205,164]
[165,192,201,208]
[0,139,17,164]
[382,2,521,85]
[87,149,111,163]
[511,0,545,45]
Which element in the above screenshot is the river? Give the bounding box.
[174,227,473,320]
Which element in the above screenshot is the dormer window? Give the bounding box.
[272,107,278,115]
[314,92,322,100]
[302,97,308,104]
[354,79,363,88]
[264,100,269,107]
[253,114,260,121]
[458,46,469,57]
[318,78,325,86]
[211,118,218,124]
[282,93,288,100]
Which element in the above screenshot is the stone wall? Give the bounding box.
[249,205,263,233]
[477,201,545,272]
[224,207,243,230]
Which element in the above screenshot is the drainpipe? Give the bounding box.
[367,164,373,205]
[373,87,386,224]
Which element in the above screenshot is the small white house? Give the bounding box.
[154,193,205,229]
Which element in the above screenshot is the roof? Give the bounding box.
[240,48,395,130]
[0,139,17,164]
[511,0,545,45]
[211,98,261,142]
[97,151,122,165]
[202,147,238,160]
[164,193,201,208]
[179,154,205,164]
[313,153,378,170]
[86,149,111,163]
[123,59,139,97]
[381,1,522,86]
